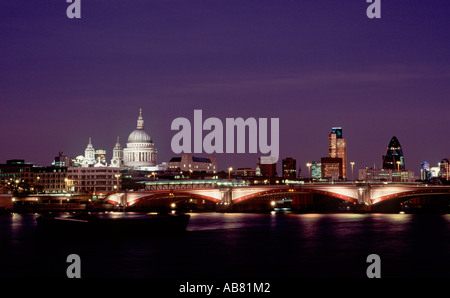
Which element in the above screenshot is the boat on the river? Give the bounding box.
[36,212,190,237]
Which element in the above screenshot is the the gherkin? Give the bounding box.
[382,136,405,170]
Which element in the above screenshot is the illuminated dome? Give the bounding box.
[123,109,158,168]
[128,129,152,144]
[127,108,153,144]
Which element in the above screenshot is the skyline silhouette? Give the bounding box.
[1,1,450,174]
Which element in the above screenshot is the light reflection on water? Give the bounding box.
[1,212,450,278]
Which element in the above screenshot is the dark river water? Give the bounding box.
[1,212,450,279]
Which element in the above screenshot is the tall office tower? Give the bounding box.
[328,127,347,179]
[310,161,322,180]
[282,157,297,179]
[420,161,431,181]
[382,136,405,170]
[440,158,449,180]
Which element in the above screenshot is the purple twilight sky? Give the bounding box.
[1,0,450,175]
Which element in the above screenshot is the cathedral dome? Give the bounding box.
[123,108,158,169]
[128,129,153,143]
[127,108,153,144]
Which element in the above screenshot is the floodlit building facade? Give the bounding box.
[359,167,416,182]
[67,167,122,193]
[123,109,158,169]
[321,157,343,181]
[328,127,347,179]
[169,154,217,174]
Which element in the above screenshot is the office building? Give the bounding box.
[282,157,296,179]
[321,157,343,181]
[382,136,405,170]
[311,161,322,180]
[0,159,37,186]
[67,166,122,193]
[420,161,431,181]
[328,127,347,179]
[258,156,277,178]
[439,158,449,180]
[359,167,416,182]
[0,160,70,194]
[168,154,217,174]
[359,168,392,182]
[232,168,256,177]
[52,152,70,167]
[34,166,68,193]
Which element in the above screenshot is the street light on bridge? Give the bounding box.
[115,174,121,192]
[350,161,355,181]
[228,167,233,180]
[306,163,312,183]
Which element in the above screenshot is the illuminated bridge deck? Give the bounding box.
[105,180,450,210]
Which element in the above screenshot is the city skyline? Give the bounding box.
[0,111,447,176]
[3,1,450,283]
[1,1,450,174]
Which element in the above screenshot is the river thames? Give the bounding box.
[1,212,450,279]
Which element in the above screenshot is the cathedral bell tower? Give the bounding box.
[82,138,96,167]
[110,136,124,168]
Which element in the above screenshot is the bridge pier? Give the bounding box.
[356,184,372,212]
[117,192,127,211]
[217,188,233,211]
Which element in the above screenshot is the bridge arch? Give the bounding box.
[372,188,450,205]
[126,189,221,207]
[233,188,294,203]
[232,187,358,204]
[300,188,358,203]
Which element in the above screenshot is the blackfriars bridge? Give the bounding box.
[105,180,450,212]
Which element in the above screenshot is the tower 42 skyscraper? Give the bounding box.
[328,127,347,179]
